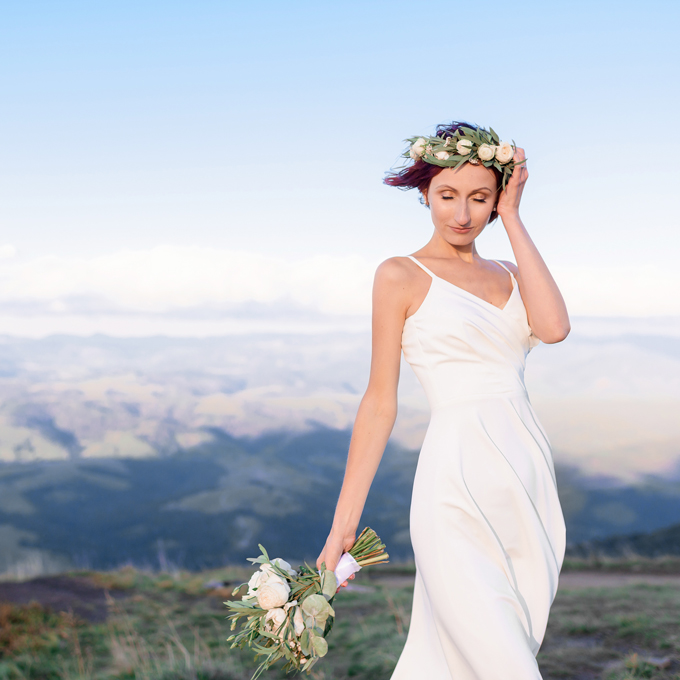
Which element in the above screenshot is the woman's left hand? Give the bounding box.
[495,147,528,221]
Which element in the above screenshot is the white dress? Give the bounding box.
[391,256,566,680]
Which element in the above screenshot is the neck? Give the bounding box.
[426,231,478,264]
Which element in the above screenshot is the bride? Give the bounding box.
[317,121,569,678]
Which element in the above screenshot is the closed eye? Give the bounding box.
[441,197,487,202]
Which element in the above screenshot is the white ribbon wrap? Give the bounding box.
[334,552,361,587]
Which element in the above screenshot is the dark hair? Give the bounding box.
[384,120,502,223]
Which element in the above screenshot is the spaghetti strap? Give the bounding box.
[408,255,437,279]
[493,259,516,287]
[493,259,513,275]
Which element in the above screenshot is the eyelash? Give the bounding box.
[441,197,486,203]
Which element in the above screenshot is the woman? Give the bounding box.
[317,121,568,679]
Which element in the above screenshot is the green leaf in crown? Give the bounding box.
[402,125,521,191]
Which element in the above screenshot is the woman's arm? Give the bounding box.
[495,148,571,344]
[316,258,410,575]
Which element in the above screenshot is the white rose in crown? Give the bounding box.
[257,579,291,610]
[409,138,427,159]
[265,607,287,631]
[435,151,450,160]
[478,143,496,161]
[495,142,514,163]
[456,139,473,155]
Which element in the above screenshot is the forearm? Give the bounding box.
[502,213,570,342]
[330,392,397,537]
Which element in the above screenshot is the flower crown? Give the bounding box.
[404,126,524,191]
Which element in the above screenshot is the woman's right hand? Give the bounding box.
[317,529,356,589]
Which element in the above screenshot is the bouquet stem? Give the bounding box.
[348,527,390,567]
[333,527,389,586]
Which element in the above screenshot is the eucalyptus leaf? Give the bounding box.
[321,571,337,600]
[311,635,329,657]
[300,629,311,656]
[302,594,331,618]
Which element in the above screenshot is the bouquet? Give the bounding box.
[225,527,389,677]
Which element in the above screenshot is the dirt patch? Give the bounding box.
[0,575,127,623]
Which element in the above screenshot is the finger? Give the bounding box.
[317,544,332,570]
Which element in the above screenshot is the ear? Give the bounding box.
[421,189,429,207]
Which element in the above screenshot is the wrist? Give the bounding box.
[499,211,523,228]
[331,517,359,540]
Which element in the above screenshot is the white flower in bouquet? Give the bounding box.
[409,137,427,159]
[495,141,514,163]
[226,528,389,677]
[478,143,496,161]
[265,607,287,634]
[435,151,450,160]
[456,139,473,155]
[243,569,263,600]
[243,559,294,601]
[269,558,297,577]
[257,579,290,610]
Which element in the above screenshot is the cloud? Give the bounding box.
[0,246,375,315]
[552,265,680,318]
[0,246,676,339]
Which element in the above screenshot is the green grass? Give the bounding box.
[539,584,680,679]
[562,556,680,574]
[2,566,680,679]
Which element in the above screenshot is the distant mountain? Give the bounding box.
[0,428,415,575]
[568,522,680,559]
[0,324,679,483]
[4,428,680,577]
[1,320,680,576]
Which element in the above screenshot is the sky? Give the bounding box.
[0,0,678,336]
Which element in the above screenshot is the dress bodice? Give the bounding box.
[401,256,539,410]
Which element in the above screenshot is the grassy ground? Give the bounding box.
[1,561,680,679]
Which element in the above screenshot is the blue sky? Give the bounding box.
[0,0,678,334]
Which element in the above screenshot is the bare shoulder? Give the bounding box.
[374,256,417,287]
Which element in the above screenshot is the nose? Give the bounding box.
[454,200,471,226]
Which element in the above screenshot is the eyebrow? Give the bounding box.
[435,185,494,193]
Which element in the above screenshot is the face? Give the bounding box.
[422,163,498,246]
